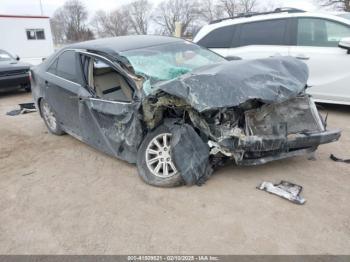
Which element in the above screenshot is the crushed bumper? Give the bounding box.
[218,129,341,166]
[239,129,341,152]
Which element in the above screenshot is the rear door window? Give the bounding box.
[197,25,236,48]
[297,18,350,47]
[56,50,79,83]
[239,19,288,46]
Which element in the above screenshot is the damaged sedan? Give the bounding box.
[30,35,341,187]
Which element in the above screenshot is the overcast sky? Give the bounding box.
[0,0,320,17]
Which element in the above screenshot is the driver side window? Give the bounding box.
[83,55,133,102]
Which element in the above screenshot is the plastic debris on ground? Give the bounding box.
[257,180,306,205]
[330,154,350,163]
[6,102,37,116]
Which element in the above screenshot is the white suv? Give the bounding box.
[194,8,350,105]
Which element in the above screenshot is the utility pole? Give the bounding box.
[174,22,183,38]
[39,0,44,16]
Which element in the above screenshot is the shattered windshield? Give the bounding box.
[0,50,13,62]
[120,41,226,82]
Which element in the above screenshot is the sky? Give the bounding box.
[0,0,321,17]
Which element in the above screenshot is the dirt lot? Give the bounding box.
[0,90,349,255]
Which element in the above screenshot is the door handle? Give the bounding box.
[294,55,310,60]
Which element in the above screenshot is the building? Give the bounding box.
[0,14,54,65]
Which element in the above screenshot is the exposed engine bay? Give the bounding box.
[142,93,339,169]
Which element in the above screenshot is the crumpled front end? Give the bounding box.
[200,95,341,165]
[140,57,341,184]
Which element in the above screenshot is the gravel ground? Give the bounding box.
[0,90,349,255]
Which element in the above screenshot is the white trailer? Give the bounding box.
[0,14,54,65]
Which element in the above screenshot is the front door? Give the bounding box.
[77,53,143,163]
[289,17,350,104]
[45,50,83,135]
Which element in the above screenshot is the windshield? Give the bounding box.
[120,42,226,82]
[0,50,13,62]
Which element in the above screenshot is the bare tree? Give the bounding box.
[92,9,131,37]
[198,0,223,22]
[126,0,152,34]
[153,0,199,36]
[50,12,65,45]
[218,0,259,17]
[51,0,94,43]
[239,0,258,13]
[318,0,350,11]
[218,0,240,17]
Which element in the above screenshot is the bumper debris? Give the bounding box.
[257,181,306,205]
[6,102,36,116]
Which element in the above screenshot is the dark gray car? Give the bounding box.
[0,49,31,92]
[30,35,341,187]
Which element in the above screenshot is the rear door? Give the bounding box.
[196,25,237,58]
[45,50,84,135]
[289,17,350,104]
[227,18,291,59]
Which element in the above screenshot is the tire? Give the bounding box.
[24,85,31,92]
[40,99,65,136]
[137,124,184,187]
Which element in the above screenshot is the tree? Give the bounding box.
[239,0,258,13]
[319,0,350,11]
[91,9,131,37]
[217,0,260,18]
[219,0,239,17]
[153,0,199,36]
[126,0,152,35]
[198,0,223,22]
[50,12,65,45]
[51,0,94,43]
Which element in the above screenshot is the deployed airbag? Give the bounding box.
[168,123,213,185]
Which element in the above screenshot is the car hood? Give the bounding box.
[0,60,31,72]
[151,56,309,112]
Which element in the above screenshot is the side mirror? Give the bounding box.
[339,37,350,54]
[15,55,20,61]
[226,56,242,61]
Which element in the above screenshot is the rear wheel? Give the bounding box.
[137,124,183,187]
[40,99,65,136]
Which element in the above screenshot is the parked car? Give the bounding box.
[0,49,31,92]
[31,36,341,187]
[194,8,350,105]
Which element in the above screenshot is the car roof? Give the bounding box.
[194,11,350,42]
[67,35,186,53]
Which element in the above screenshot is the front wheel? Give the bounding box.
[137,124,184,187]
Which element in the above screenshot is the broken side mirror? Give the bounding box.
[225,56,242,61]
[339,37,350,54]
